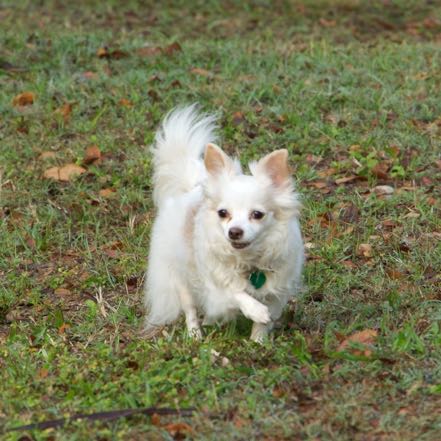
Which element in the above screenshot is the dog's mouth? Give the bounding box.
[231,241,250,250]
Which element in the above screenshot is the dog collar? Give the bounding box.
[249,270,266,289]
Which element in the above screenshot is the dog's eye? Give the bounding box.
[217,209,229,219]
[251,210,265,220]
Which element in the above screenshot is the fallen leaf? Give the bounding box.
[82,71,98,80]
[151,413,161,426]
[371,161,390,179]
[337,329,378,356]
[37,368,49,379]
[99,188,116,198]
[54,103,73,122]
[190,67,212,77]
[54,288,72,296]
[319,18,336,27]
[335,175,361,185]
[119,98,132,107]
[12,91,35,106]
[43,164,86,182]
[163,41,182,55]
[97,47,128,59]
[342,260,357,269]
[386,269,406,280]
[58,323,70,334]
[163,422,193,438]
[137,46,162,57]
[357,243,372,258]
[83,145,101,164]
[38,151,57,160]
[231,111,245,125]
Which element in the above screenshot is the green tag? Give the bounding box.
[249,270,266,289]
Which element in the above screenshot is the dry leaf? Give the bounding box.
[371,161,390,179]
[190,67,212,77]
[151,413,161,426]
[357,243,372,258]
[337,329,378,356]
[82,71,98,80]
[137,46,162,57]
[163,422,193,437]
[58,323,70,334]
[37,368,49,379]
[43,164,86,182]
[38,151,57,160]
[119,98,132,107]
[97,47,128,59]
[83,145,101,164]
[163,41,182,55]
[12,91,35,106]
[99,188,116,198]
[54,288,72,296]
[54,103,73,122]
[335,175,361,185]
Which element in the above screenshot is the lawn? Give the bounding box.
[1,0,440,440]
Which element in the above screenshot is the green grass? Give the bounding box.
[1,0,441,439]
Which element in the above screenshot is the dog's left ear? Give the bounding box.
[256,149,291,187]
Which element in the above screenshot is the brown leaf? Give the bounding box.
[38,151,57,160]
[163,422,193,438]
[386,269,406,280]
[54,287,72,296]
[54,103,73,122]
[357,243,372,258]
[339,203,359,223]
[190,67,212,77]
[83,145,101,165]
[58,323,70,334]
[319,18,336,27]
[163,41,182,55]
[97,47,128,59]
[151,413,161,426]
[232,111,245,125]
[337,329,378,356]
[43,164,86,182]
[335,175,361,185]
[371,161,390,179]
[99,188,116,198]
[37,368,49,379]
[12,91,35,106]
[137,46,162,57]
[82,71,98,80]
[119,98,132,107]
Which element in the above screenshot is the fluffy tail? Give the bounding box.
[151,104,218,206]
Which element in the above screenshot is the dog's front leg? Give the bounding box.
[234,292,271,325]
[178,286,202,339]
[250,296,286,343]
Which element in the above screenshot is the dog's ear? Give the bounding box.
[256,149,291,187]
[204,143,235,176]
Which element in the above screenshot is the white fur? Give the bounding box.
[144,105,304,342]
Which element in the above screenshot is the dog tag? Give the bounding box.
[249,270,266,289]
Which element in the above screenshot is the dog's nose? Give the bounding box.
[228,227,244,240]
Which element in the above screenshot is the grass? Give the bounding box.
[1,0,441,439]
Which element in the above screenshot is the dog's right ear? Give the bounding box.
[204,143,235,176]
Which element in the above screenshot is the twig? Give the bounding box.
[7,407,195,432]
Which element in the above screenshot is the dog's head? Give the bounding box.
[203,143,300,251]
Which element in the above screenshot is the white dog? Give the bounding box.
[144,105,304,342]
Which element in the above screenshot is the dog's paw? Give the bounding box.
[242,301,271,324]
[250,322,270,343]
[187,325,203,340]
